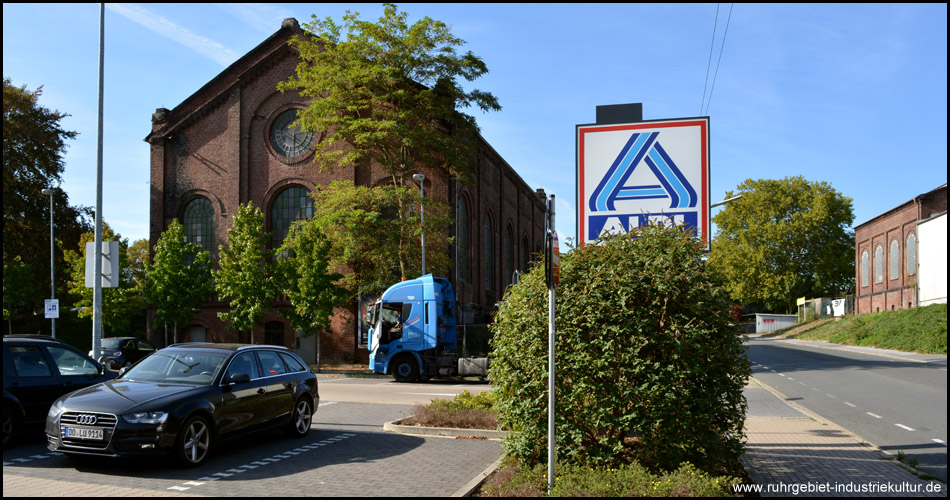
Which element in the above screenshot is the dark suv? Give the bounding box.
[3,337,115,447]
[96,337,157,370]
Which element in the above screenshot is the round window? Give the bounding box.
[269,109,315,158]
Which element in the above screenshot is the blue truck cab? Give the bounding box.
[368,275,487,382]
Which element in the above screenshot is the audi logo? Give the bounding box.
[76,414,98,425]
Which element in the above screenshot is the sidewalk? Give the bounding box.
[743,376,945,497]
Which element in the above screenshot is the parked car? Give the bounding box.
[45,343,318,467]
[94,337,157,371]
[3,337,115,447]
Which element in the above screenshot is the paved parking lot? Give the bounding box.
[3,380,503,497]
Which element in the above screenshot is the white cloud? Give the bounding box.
[107,4,238,67]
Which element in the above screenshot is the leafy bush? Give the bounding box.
[403,390,499,429]
[489,224,749,475]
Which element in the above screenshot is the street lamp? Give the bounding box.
[41,188,56,339]
[412,173,426,275]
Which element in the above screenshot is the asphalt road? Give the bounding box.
[745,335,948,481]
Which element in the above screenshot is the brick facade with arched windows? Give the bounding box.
[146,19,546,364]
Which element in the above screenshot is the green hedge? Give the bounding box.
[489,224,749,475]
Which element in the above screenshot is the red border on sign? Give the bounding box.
[577,118,709,248]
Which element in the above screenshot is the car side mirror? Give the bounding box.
[226,373,251,385]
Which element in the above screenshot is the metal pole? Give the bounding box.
[92,2,105,360]
[546,194,556,493]
[42,188,56,338]
[412,173,426,275]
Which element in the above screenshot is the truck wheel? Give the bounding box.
[392,356,419,383]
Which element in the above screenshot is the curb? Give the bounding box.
[452,455,504,497]
[383,419,507,440]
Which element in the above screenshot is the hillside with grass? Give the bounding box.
[761,303,947,354]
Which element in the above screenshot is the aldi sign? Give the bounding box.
[577,117,710,249]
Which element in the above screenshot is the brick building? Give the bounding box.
[145,19,547,364]
[853,184,946,314]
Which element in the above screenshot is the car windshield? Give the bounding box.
[101,338,123,349]
[119,350,229,385]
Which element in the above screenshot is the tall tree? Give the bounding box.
[707,176,855,313]
[213,202,276,343]
[276,221,347,370]
[3,77,92,330]
[3,252,35,335]
[144,221,213,344]
[279,4,501,183]
[306,180,453,292]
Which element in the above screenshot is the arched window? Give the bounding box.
[504,224,514,286]
[860,250,869,288]
[271,186,313,248]
[874,245,884,284]
[458,196,470,282]
[183,197,214,257]
[521,235,529,271]
[484,213,494,292]
[906,234,917,276]
[889,240,899,281]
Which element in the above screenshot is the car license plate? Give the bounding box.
[64,426,103,440]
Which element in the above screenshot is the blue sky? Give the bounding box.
[3,3,947,247]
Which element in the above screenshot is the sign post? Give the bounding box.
[544,194,557,493]
[577,113,710,249]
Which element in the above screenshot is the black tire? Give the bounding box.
[391,355,419,383]
[285,397,313,438]
[175,415,212,467]
[2,406,19,448]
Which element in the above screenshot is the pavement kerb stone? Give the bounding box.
[451,455,505,497]
[383,419,507,440]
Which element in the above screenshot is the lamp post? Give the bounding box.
[41,188,56,339]
[412,173,426,275]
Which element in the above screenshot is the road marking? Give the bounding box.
[183,481,205,486]
[167,486,190,491]
[933,439,947,446]
[787,377,794,381]
[319,401,339,407]
[826,394,837,399]
[867,412,882,419]
[400,392,460,396]
[798,382,806,386]
[844,402,856,408]
[895,424,915,432]
[777,373,785,377]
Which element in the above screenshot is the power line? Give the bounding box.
[704,4,733,116]
[700,4,720,115]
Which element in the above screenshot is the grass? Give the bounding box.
[475,459,745,497]
[401,390,500,429]
[762,303,947,354]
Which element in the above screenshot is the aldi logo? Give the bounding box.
[577,117,710,248]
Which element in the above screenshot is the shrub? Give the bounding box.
[489,224,749,475]
[403,390,499,429]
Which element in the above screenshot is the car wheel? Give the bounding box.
[285,397,313,438]
[2,406,19,448]
[392,355,419,383]
[175,415,212,467]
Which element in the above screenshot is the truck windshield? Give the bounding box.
[378,302,404,345]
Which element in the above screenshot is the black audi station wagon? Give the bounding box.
[45,343,318,466]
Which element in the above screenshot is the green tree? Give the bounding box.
[306,180,453,292]
[276,221,347,370]
[3,252,36,334]
[64,224,146,338]
[279,4,501,183]
[3,77,92,330]
[144,221,213,344]
[213,202,276,343]
[708,176,855,313]
[490,224,748,475]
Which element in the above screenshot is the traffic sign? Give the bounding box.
[45,299,60,319]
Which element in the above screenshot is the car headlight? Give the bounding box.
[121,411,168,425]
[48,399,65,420]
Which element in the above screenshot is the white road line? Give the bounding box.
[826,394,837,399]
[867,412,882,419]
[777,373,785,377]
[933,439,947,446]
[895,424,915,432]
[787,377,794,381]
[844,402,856,408]
[167,486,190,491]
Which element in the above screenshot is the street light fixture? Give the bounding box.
[41,188,56,339]
[412,173,426,275]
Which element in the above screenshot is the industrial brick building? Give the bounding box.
[145,18,547,364]
[853,184,946,314]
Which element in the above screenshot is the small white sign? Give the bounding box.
[45,299,60,319]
